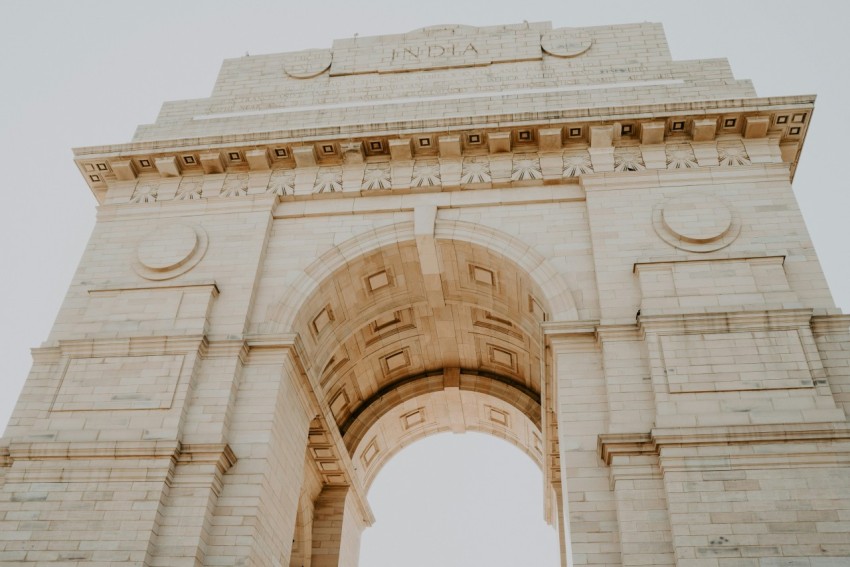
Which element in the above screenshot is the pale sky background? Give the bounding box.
[0,2,848,566]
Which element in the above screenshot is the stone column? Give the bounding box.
[599,436,675,566]
[551,481,569,567]
[548,326,621,567]
[203,348,314,567]
[311,486,350,567]
[147,445,236,567]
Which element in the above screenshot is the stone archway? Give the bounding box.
[5,20,850,567]
[342,368,542,491]
[281,230,570,566]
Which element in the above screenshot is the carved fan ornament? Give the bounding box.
[221,173,248,198]
[123,140,761,204]
[717,140,751,166]
[267,170,295,196]
[461,157,492,184]
[666,144,698,169]
[176,178,203,200]
[130,181,159,204]
[411,160,441,187]
[614,147,645,172]
[511,154,542,181]
[361,164,391,190]
[562,151,593,177]
[314,167,343,193]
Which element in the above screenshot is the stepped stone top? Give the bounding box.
[130,21,757,142]
[72,21,814,201]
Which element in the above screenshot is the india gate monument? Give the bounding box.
[1,21,849,567]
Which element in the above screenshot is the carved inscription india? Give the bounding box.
[390,43,479,62]
[329,28,543,75]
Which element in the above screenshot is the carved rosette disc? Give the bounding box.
[284,49,333,79]
[652,193,740,252]
[133,223,209,280]
[541,29,592,58]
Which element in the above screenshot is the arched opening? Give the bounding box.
[280,231,571,566]
[343,368,542,491]
[360,431,561,567]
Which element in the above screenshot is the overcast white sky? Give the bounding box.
[1,2,848,566]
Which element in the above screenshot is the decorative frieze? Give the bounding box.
[75,98,813,202]
[111,136,787,206]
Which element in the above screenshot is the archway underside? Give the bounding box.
[291,238,554,488]
[344,368,544,489]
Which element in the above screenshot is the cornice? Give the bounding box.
[541,319,600,338]
[598,433,655,465]
[74,95,814,157]
[650,422,850,447]
[73,96,813,203]
[7,439,181,461]
[32,333,311,363]
[599,422,850,466]
[638,307,814,335]
[2,441,236,488]
[595,324,641,342]
[54,335,208,358]
[811,313,850,335]
[176,443,238,476]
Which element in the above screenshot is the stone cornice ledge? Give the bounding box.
[651,422,850,446]
[73,95,813,203]
[599,422,850,466]
[177,443,238,476]
[638,307,814,334]
[73,95,814,158]
[7,439,182,461]
[541,320,600,337]
[811,313,850,335]
[598,433,655,465]
[4,440,237,473]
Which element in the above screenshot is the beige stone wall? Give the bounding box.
[661,445,850,565]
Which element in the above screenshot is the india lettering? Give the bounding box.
[390,43,479,62]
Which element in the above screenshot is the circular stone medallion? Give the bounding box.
[284,49,333,79]
[133,223,208,280]
[541,30,592,58]
[662,197,733,244]
[137,224,198,271]
[652,193,740,252]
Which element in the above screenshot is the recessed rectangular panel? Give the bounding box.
[367,270,391,291]
[329,389,350,417]
[82,285,217,337]
[362,438,380,468]
[402,408,425,429]
[660,330,814,393]
[313,306,334,335]
[52,355,184,411]
[382,349,411,374]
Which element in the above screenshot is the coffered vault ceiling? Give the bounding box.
[292,238,552,487]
